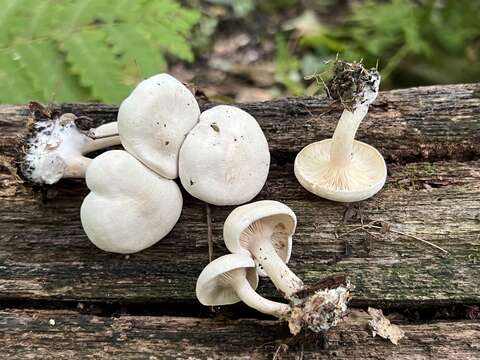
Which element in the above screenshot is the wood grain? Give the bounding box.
[0,309,478,359]
[1,83,480,163]
[0,84,479,306]
[0,159,478,304]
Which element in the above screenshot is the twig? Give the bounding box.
[272,344,288,360]
[338,220,449,255]
[369,225,449,255]
[298,343,304,360]
[206,203,213,263]
[336,220,377,238]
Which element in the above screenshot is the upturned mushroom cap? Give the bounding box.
[80,150,182,254]
[178,105,270,206]
[223,200,296,276]
[118,73,200,179]
[294,139,387,202]
[196,253,258,306]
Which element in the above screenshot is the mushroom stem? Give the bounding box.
[249,235,304,298]
[228,268,291,318]
[61,123,122,178]
[329,105,368,168]
[88,122,119,139]
[63,156,92,178]
[82,134,121,153]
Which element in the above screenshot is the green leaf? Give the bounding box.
[0,0,200,104]
[105,23,167,79]
[0,0,29,46]
[62,29,130,103]
[0,50,40,103]
[14,40,89,102]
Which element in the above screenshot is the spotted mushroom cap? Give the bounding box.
[179,105,270,206]
[118,73,200,179]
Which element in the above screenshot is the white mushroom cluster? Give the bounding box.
[196,200,352,335]
[20,73,270,254]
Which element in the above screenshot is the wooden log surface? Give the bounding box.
[0,309,479,359]
[0,83,479,358]
[1,83,479,305]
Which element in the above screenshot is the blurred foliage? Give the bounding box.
[275,34,305,96]
[281,0,480,92]
[1,0,478,104]
[0,0,200,104]
[204,0,254,17]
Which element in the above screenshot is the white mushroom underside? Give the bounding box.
[240,217,290,266]
[295,139,386,201]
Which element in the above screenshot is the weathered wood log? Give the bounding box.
[0,84,479,306]
[0,309,478,359]
[1,83,480,163]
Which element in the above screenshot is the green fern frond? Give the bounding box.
[0,0,28,45]
[105,23,167,80]
[62,29,130,104]
[0,0,201,104]
[0,50,41,103]
[14,40,88,102]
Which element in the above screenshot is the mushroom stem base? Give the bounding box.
[287,283,352,335]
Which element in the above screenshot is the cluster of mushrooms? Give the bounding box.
[20,61,385,335]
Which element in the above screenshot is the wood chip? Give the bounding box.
[367,307,405,345]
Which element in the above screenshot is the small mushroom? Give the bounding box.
[179,105,270,205]
[196,253,291,318]
[294,61,386,202]
[80,150,182,254]
[223,200,304,298]
[118,73,200,179]
[20,113,120,185]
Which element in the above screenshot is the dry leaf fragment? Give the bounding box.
[367,307,405,345]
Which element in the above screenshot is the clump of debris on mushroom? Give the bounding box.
[18,103,120,185]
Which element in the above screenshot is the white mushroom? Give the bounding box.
[80,150,182,254]
[118,73,200,179]
[179,105,270,206]
[196,253,291,318]
[294,61,386,202]
[20,113,120,185]
[223,200,304,298]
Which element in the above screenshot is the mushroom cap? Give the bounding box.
[80,150,182,254]
[294,139,387,202]
[196,253,258,306]
[223,200,297,276]
[118,73,200,179]
[178,105,270,206]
